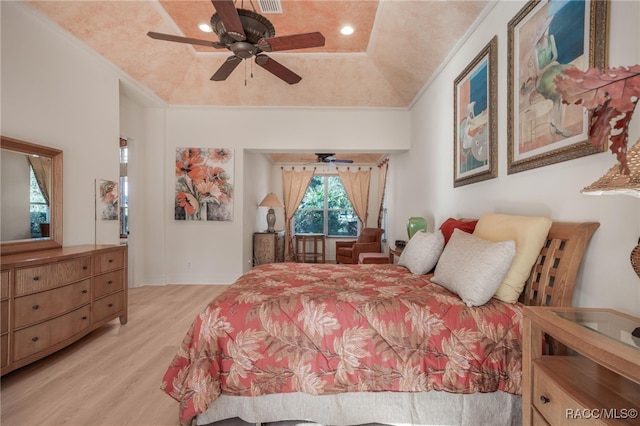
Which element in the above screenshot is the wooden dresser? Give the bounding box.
[523,307,640,426]
[0,245,127,375]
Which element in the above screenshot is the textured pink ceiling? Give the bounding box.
[26,0,489,108]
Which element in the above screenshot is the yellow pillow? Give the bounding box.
[473,213,552,303]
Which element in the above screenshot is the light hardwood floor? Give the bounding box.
[1,284,227,426]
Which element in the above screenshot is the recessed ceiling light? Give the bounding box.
[199,22,213,33]
[340,26,354,36]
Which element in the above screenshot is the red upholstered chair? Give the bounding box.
[335,228,385,264]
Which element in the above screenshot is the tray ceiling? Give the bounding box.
[24,0,490,108]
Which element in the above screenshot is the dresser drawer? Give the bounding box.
[93,270,124,299]
[93,249,124,274]
[532,408,551,426]
[15,257,92,296]
[1,270,8,300]
[13,304,91,361]
[533,361,590,425]
[14,280,91,328]
[0,334,7,368]
[93,291,124,323]
[1,300,8,334]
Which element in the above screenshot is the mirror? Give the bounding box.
[1,136,63,255]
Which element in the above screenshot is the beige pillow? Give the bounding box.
[473,213,552,303]
[431,229,516,307]
[398,230,445,275]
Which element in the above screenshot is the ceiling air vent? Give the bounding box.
[258,0,283,14]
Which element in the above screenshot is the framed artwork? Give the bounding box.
[507,0,608,174]
[453,36,498,187]
[175,147,234,221]
[96,179,118,220]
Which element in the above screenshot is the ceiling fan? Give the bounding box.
[315,153,354,165]
[147,0,325,84]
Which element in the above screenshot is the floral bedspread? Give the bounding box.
[161,263,524,424]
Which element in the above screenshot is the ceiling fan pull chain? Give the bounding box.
[244,60,248,86]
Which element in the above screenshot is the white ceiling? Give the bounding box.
[25,0,491,109]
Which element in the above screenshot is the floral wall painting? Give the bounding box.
[175,148,234,221]
[453,36,498,187]
[96,179,118,220]
[507,0,608,174]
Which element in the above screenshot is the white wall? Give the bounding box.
[2,1,121,247]
[389,0,640,316]
[158,108,408,284]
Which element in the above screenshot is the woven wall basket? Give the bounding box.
[632,242,640,279]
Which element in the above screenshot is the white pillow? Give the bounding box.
[398,230,445,275]
[431,229,516,307]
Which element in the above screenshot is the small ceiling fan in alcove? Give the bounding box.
[314,153,354,166]
[147,0,325,84]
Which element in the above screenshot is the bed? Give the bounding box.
[161,219,599,426]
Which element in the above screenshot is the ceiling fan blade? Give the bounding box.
[211,56,242,81]
[255,54,301,85]
[211,0,246,41]
[147,31,225,49]
[258,32,325,52]
[333,159,354,164]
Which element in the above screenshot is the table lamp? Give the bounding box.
[259,193,283,233]
[407,217,427,239]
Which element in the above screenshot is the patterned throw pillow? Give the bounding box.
[398,230,445,275]
[431,229,516,307]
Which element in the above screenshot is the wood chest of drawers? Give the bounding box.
[523,307,640,426]
[0,245,128,375]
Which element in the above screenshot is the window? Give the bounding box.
[294,175,357,237]
[29,166,49,238]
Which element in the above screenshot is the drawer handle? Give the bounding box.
[82,316,88,320]
[82,289,88,294]
[108,259,114,263]
[107,280,113,284]
[539,395,550,404]
[83,265,88,270]
[31,336,38,342]
[32,304,40,310]
[108,303,114,307]
[32,276,40,281]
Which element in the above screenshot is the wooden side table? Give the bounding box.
[295,233,325,263]
[522,306,640,426]
[388,246,403,264]
[253,231,284,266]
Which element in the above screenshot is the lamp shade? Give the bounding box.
[581,137,640,198]
[259,193,284,208]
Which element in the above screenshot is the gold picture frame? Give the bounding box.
[507,0,609,174]
[453,36,498,187]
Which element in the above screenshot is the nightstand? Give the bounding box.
[522,307,640,426]
[253,231,284,266]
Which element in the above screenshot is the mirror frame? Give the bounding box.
[1,136,63,255]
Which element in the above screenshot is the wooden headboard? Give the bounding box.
[519,221,600,308]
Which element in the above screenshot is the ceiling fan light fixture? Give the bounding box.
[198,22,213,33]
[340,26,354,36]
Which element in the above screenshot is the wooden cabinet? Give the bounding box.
[0,245,128,375]
[523,307,640,426]
[253,231,284,266]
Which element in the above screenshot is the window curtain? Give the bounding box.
[338,168,371,228]
[376,159,389,228]
[282,167,315,261]
[28,156,51,205]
